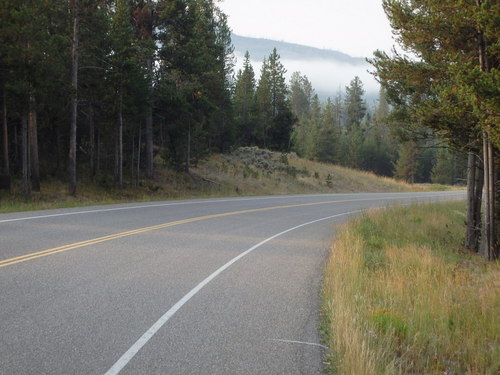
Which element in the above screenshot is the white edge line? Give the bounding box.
[0,195,348,223]
[270,339,329,350]
[103,209,364,375]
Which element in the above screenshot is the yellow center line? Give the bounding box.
[0,195,449,268]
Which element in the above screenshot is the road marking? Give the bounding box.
[270,339,329,350]
[0,192,461,224]
[0,194,339,224]
[0,194,464,269]
[104,210,362,375]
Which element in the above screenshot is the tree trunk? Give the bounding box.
[69,0,79,196]
[89,102,96,182]
[185,121,191,173]
[145,57,154,179]
[115,89,123,189]
[21,113,30,200]
[137,123,141,186]
[476,0,497,260]
[496,155,500,255]
[28,93,40,192]
[481,137,497,260]
[2,86,9,175]
[465,152,483,251]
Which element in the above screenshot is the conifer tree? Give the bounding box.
[372,0,499,258]
[255,48,294,151]
[234,51,256,145]
[344,76,366,132]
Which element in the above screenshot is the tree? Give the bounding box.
[133,0,156,179]
[109,0,148,186]
[255,48,294,151]
[69,0,80,196]
[234,51,256,145]
[372,0,499,259]
[289,72,313,120]
[315,98,340,164]
[155,0,234,170]
[431,147,455,185]
[344,76,366,132]
[394,140,418,183]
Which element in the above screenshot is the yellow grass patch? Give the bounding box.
[323,202,500,375]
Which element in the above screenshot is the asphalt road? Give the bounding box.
[0,192,464,374]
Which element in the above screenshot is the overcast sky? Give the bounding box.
[218,0,395,58]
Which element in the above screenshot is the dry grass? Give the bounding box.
[323,201,500,375]
[193,147,429,195]
[0,147,453,213]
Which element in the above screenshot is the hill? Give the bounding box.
[231,34,366,65]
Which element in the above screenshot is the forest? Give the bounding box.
[0,0,498,258]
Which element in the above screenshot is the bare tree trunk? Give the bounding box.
[28,92,40,191]
[69,0,79,196]
[481,137,497,260]
[96,126,100,174]
[145,57,154,179]
[115,89,123,189]
[89,102,96,182]
[21,113,30,200]
[185,121,191,173]
[465,152,483,251]
[137,123,141,185]
[2,86,9,174]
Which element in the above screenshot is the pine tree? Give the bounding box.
[289,72,313,120]
[255,48,294,151]
[344,76,366,132]
[234,51,256,145]
[372,0,499,258]
[394,140,418,183]
[315,98,340,164]
[431,147,455,185]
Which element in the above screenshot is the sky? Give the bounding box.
[218,0,395,58]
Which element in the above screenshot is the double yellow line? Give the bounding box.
[0,195,445,269]
[1,200,335,269]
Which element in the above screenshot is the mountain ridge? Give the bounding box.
[231,34,367,66]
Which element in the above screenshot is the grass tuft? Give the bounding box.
[323,201,500,375]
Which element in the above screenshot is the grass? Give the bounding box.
[322,201,500,375]
[0,147,457,213]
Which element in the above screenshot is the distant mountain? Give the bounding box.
[230,34,378,104]
[231,34,366,65]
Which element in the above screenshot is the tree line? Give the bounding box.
[1,0,235,195]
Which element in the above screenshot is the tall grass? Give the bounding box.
[323,201,499,375]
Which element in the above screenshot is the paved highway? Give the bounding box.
[0,192,464,374]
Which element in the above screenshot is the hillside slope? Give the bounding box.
[190,147,417,195]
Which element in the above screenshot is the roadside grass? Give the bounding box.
[0,147,458,213]
[322,201,500,375]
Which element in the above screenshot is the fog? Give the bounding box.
[234,51,380,106]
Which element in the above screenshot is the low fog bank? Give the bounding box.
[234,51,380,106]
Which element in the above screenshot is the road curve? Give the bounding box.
[0,192,464,374]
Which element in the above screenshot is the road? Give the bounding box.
[0,192,464,374]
